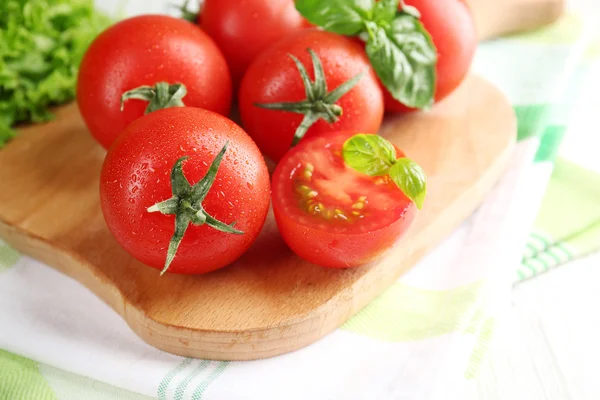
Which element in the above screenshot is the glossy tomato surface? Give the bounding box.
[272,131,416,268]
[100,107,270,274]
[384,0,476,112]
[200,0,309,86]
[78,15,232,149]
[239,29,384,162]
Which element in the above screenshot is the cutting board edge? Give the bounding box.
[0,113,516,360]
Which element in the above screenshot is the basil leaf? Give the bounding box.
[342,133,397,176]
[365,15,436,109]
[372,0,399,26]
[295,0,374,35]
[388,158,427,209]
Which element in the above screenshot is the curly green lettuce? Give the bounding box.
[0,0,111,147]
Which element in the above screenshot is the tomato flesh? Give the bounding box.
[272,131,416,268]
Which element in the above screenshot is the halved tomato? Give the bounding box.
[272,131,417,268]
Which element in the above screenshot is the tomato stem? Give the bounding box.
[121,82,187,115]
[147,143,244,275]
[254,48,365,147]
[175,0,200,23]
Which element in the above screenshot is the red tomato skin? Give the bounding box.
[78,15,232,150]
[200,0,309,86]
[239,29,384,163]
[100,107,270,274]
[272,131,417,268]
[384,0,477,112]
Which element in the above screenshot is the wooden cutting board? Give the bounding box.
[470,0,565,40]
[0,75,516,360]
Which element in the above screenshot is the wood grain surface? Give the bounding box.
[469,0,565,40]
[0,75,516,360]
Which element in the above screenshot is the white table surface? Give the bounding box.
[95,1,600,399]
[470,252,600,400]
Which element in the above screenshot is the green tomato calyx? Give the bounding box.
[147,142,243,275]
[121,82,187,115]
[255,48,365,147]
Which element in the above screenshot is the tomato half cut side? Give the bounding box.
[272,131,416,268]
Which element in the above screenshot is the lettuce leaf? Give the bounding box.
[0,0,111,147]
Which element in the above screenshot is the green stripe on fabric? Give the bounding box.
[464,317,496,380]
[0,243,20,273]
[174,360,211,400]
[518,242,576,281]
[190,362,229,400]
[524,257,545,278]
[535,125,566,163]
[0,349,58,400]
[513,104,552,141]
[533,159,600,243]
[585,37,600,60]
[157,358,193,400]
[38,363,154,400]
[530,231,553,243]
[342,281,484,341]
[538,252,559,270]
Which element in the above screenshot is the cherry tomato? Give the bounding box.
[78,15,232,149]
[272,131,416,268]
[100,107,270,274]
[199,0,309,86]
[384,0,477,112]
[239,29,384,163]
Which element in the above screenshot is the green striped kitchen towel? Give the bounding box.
[518,159,600,280]
[1,1,598,400]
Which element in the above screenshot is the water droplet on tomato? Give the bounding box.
[131,174,137,182]
[247,182,253,189]
[128,198,135,204]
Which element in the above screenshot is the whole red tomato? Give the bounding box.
[272,131,417,268]
[384,0,477,112]
[200,0,309,86]
[78,15,232,149]
[100,107,270,275]
[239,29,384,162]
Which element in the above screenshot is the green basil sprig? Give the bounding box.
[295,0,437,109]
[342,134,427,209]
